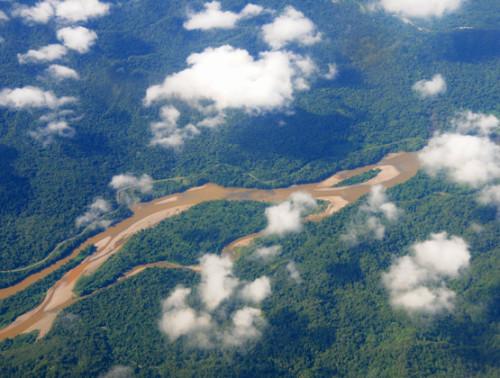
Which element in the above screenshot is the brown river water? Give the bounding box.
[0,152,418,341]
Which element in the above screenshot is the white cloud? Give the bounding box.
[45,64,79,80]
[184,1,263,30]
[411,232,471,278]
[262,6,321,49]
[57,26,98,53]
[109,173,153,193]
[263,192,317,236]
[28,120,75,145]
[222,307,265,347]
[145,45,315,112]
[419,133,500,187]
[0,10,8,21]
[253,245,282,260]
[75,198,112,228]
[324,63,338,80]
[376,0,465,18]
[145,45,316,147]
[55,0,110,23]
[478,185,500,209]
[14,0,110,24]
[342,185,400,243]
[159,254,269,349]
[17,44,68,64]
[413,74,446,98]
[12,1,55,24]
[0,86,76,109]
[149,106,201,148]
[287,261,302,283]
[198,254,239,311]
[240,276,271,304]
[451,111,499,136]
[383,232,470,314]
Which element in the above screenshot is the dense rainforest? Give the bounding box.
[0,0,499,376]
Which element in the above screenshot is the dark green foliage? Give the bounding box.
[0,245,96,328]
[332,168,381,187]
[1,175,499,376]
[73,200,268,296]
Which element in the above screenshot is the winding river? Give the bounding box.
[0,152,419,341]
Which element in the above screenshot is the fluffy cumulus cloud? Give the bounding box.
[17,44,68,64]
[342,185,400,244]
[419,133,500,187]
[109,173,153,193]
[240,276,271,303]
[75,198,112,228]
[0,10,8,21]
[28,120,75,145]
[13,0,110,24]
[198,254,239,311]
[57,26,97,53]
[159,254,270,349]
[413,74,446,98]
[451,111,499,136]
[263,192,317,236]
[145,45,316,112]
[262,6,321,49]
[144,45,316,147]
[44,64,79,80]
[376,0,465,18]
[0,86,75,109]
[184,1,263,30]
[383,232,470,314]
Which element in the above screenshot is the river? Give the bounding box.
[0,151,419,341]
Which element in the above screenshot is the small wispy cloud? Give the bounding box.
[383,232,470,314]
[75,197,112,228]
[342,185,400,244]
[0,10,8,21]
[159,254,270,349]
[28,120,75,145]
[261,6,321,49]
[184,1,263,31]
[109,173,153,193]
[287,261,302,284]
[44,64,80,81]
[252,245,282,261]
[263,192,317,236]
[413,74,446,98]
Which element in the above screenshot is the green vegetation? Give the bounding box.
[332,168,381,187]
[74,200,268,296]
[0,174,498,376]
[0,245,96,328]
[0,0,498,275]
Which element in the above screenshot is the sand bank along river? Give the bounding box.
[0,152,419,341]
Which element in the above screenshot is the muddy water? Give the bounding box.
[0,152,418,341]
